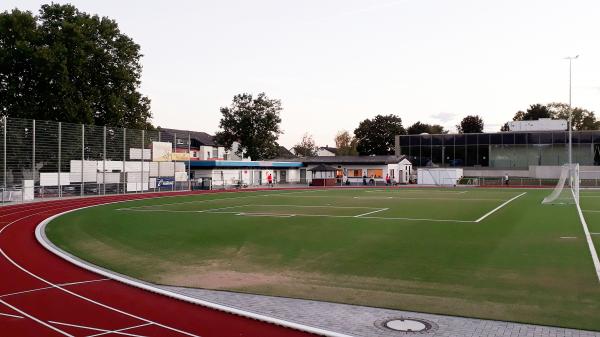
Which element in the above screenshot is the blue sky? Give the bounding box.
[3,0,600,147]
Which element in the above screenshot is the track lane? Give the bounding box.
[0,191,316,337]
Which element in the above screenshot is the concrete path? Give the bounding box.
[160,285,600,337]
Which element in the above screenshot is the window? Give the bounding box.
[367,169,383,178]
[347,169,362,177]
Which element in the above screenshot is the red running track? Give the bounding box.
[0,191,316,337]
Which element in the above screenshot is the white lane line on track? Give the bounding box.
[0,299,75,337]
[0,202,202,337]
[0,311,24,319]
[475,192,527,223]
[354,208,389,218]
[49,320,151,337]
[0,278,110,298]
[87,322,154,337]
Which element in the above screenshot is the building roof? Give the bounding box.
[158,127,218,146]
[276,145,296,159]
[277,155,409,165]
[318,146,338,154]
[309,164,338,172]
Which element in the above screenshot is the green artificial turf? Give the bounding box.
[47,188,600,330]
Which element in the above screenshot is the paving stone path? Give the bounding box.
[161,285,600,337]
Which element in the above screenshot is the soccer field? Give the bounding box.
[47,187,600,331]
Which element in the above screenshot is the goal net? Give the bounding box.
[542,164,579,205]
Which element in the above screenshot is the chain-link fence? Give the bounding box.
[0,117,194,204]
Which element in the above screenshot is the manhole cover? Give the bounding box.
[386,319,428,332]
[374,317,437,334]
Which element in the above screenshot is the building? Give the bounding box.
[316,146,337,157]
[157,128,245,161]
[396,130,600,169]
[283,155,412,184]
[188,155,413,188]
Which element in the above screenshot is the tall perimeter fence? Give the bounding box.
[0,117,195,204]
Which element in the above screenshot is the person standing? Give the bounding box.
[386,174,391,186]
[267,173,273,187]
[504,173,509,186]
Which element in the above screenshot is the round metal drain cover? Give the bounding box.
[386,319,427,332]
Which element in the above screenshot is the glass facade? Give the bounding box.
[397,131,600,168]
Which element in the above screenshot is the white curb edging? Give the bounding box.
[35,200,357,337]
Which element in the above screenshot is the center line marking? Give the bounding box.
[354,208,389,218]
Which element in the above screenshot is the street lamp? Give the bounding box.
[564,55,579,167]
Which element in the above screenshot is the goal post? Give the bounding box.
[542,164,579,205]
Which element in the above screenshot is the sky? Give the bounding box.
[3,0,600,148]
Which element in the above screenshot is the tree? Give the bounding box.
[215,93,282,160]
[456,115,484,133]
[0,4,152,129]
[354,114,405,155]
[292,133,318,157]
[334,130,358,156]
[512,104,551,121]
[547,102,600,130]
[406,122,447,135]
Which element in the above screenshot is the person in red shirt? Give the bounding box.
[267,173,273,187]
[386,174,391,186]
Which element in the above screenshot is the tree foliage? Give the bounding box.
[456,115,484,133]
[503,103,600,131]
[215,93,282,160]
[354,114,405,155]
[407,122,447,135]
[292,133,318,157]
[334,130,358,156]
[0,4,152,129]
[547,102,600,130]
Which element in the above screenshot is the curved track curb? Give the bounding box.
[35,194,356,337]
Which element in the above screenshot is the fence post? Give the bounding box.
[173,133,176,191]
[123,128,126,194]
[141,129,144,194]
[3,116,6,189]
[58,122,61,197]
[188,133,191,191]
[81,124,84,197]
[32,120,35,184]
[103,126,106,195]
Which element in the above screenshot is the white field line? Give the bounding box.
[591,233,600,235]
[209,211,473,223]
[574,189,600,283]
[87,323,153,337]
[0,312,24,319]
[583,210,600,213]
[253,204,382,209]
[0,209,202,337]
[354,196,507,201]
[119,189,320,211]
[354,208,389,218]
[475,192,527,223]
[237,213,296,218]
[49,320,150,337]
[0,299,75,337]
[0,278,109,298]
[365,190,468,194]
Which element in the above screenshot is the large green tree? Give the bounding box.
[407,121,447,135]
[547,102,600,130]
[0,4,152,129]
[215,93,282,160]
[456,115,484,133]
[354,114,404,155]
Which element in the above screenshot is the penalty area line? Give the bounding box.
[475,192,527,223]
[354,208,389,217]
